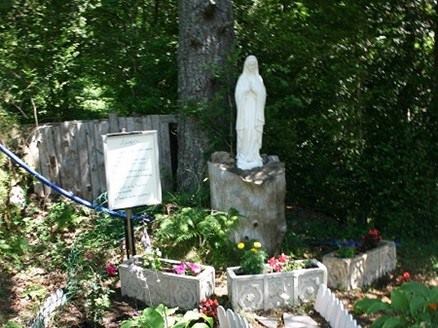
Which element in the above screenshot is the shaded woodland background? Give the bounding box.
[1,0,437,239]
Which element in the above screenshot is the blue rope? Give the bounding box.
[0,143,153,222]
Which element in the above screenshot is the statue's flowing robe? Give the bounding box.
[235,72,266,170]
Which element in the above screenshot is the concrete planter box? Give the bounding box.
[119,256,215,310]
[227,259,327,311]
[322,240,397,290]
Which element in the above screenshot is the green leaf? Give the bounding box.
[367,301,392,314]
[391,289,409,313]
[120,321,137,328]
[371,315,391,328]
[139,308,165,328]
[400,282,429,298]
[381,317,405,328]
[203,316,214,327]
[355,298,382,313]
[191,323,210,328]
[409,296,425,316]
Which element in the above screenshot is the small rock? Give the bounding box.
[283,313,319,328]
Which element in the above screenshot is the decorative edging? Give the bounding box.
[217,305,251,328]
[227,259,327,311]
[29,288,67,328]
[322,240,396,290]
[314,285,361,328]
[119,257,215,310]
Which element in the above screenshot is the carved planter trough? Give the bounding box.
[227,259,327,311]
[119,257,215,310]
[322,240,397,290]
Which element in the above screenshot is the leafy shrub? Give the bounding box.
[120,304,214,328]
[153,207,239,268]
[355,282,438,327]
[237,241,267,275]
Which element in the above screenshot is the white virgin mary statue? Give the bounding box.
[235,55,266,170]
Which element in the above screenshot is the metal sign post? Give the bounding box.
[124,209,136,258]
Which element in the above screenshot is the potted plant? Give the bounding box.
[119,248,215,310]
[322,228,397,290]
[227,241,327,311]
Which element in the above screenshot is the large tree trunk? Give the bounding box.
[177,0,234,192]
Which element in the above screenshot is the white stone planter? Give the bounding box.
[119,256,215,310]
[227,259,327,311]
[322,240,397,290]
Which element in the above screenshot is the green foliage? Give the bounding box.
[355,282,438,327]
[336,247,356,259]
[83,272,114,324]
[2,322,24,328]
[153,207,240,268]
[239,248,267,275]
[142,248,162,271]
[120,304,214,328]
[0,0,178,122]
[47,202,83,232]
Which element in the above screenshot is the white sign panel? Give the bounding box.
[102,131,162,210]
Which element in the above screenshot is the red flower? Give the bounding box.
[200,298,219,318]
[367,228,381,239]
[401,271,410,282]
[105,262,118,277]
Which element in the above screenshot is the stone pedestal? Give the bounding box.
[208,152,287,254]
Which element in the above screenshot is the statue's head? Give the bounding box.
[243,55,259,74]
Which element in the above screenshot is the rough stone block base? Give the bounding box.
[208,152,287,254]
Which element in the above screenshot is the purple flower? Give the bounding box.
[187,262,202,275]
[173,262,187,275]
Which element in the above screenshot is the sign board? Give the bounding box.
[102,131,162,210]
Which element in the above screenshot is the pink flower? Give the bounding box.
[173,262,187,275]
[268,257,282,272]
[187,262,202,275]
[105,263,118,277]
[278,253,289,263]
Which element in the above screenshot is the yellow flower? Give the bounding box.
[251,248,258,253]
[237,242,245,250]
[253,241,262,249]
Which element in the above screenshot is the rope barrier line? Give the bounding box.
[0,143,153,222]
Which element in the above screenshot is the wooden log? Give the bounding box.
[77,122,92,200]
[85,120,99,200]
[94,120,109,198]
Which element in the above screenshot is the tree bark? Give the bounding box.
[177,0,234,192]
